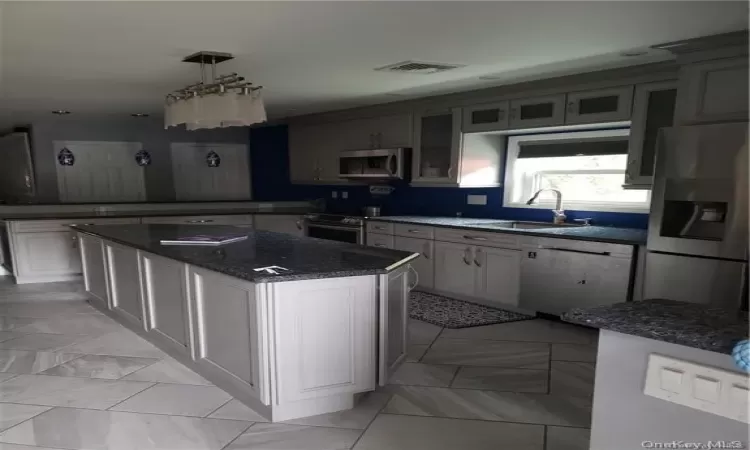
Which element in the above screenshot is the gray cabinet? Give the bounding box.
[412,109,461,184]
[625,81,677,188]
[675,56,749,124]
[253,215,304,236]
[378,265,410,386]
[462,101,509,132]
[509,95,566,129]
[79,235,108,308]
[565,86,634,124]
[474,246,521,307]
[394,236,434,289]
[14,231,81,282]
[434,241,476,297]
[288,122,342,183]
[140,252,191,354]
[105,242,144,327]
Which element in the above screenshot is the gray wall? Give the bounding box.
[591,330,747,450]
[25,116,249,203]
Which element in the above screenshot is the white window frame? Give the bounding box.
[503,129,650,213]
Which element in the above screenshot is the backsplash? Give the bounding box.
[250,125,649,229]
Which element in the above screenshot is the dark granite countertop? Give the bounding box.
[0,207,314,221]
[368,216,647,245]
[74,224,417,283]
[562,299,749,354]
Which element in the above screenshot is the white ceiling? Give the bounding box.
[0,1,747,125]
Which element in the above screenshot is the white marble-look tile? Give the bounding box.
[38,354,159,379]
[15,315,121,336]
[0,374,17,383]
[0,404,51,433]
[422,339,550,369]
[408,320,443,345]
[549,361,596,399]
[451,367,548,393]
[0,350,81,374]
[0,443,62,450]
[382,385,592,427]
[120,357,212,385]
[546,426,591,450]
[0,333,90,352]
[406,344,429,363]
[353,413,545,450]
[0,318,36,332]
[208,399,270,422]
[281,392,391,430]
[61,330,167,359]
[0,407,251,450]
[0,374,154,409]
[224,423,362,450]
[388,363,458,387]
[110,383,233,417]
[439,319,594,344]
[0,333,26,344]
[0,299,94,316]
[551,344,597,363]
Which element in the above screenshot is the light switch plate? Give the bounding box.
[467,195,487,205]
[644,353,750,423]
[342,191,349,199]
[331,191,338,199]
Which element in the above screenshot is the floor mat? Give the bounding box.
[409,291,534,329]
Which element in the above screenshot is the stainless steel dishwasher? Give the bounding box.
[519,237,635,315]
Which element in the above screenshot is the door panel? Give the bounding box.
[379,266,409,386]
[394,236,434,289]
[15,232,81,277]
[141,253,191,352]
[434,241,476,297]
[509,95,565,128]
[80,235,108,306]
[106,243,143,325]
[566,86,634,124]
[475,246,521,307]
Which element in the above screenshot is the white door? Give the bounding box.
[14,232,82,278]
[393,236,434,289]
[171,143,251,201]
[434,241,476,297]
[379,265,410,386]
[474,246,521,307]
[55,141,146,203]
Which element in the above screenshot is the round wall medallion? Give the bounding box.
[206,150,221,168]
[135,150,152,166]
[57,148,75,166]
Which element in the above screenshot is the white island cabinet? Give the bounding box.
[77,229,415,422]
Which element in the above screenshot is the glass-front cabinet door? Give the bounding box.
[413,109,462,184]
[624,81,677,188]
[565,86,634,124]
[462,101,509,132]
[509,94,566,129]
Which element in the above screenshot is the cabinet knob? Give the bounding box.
[567,101,577,114]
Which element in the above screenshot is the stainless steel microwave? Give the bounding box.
[339,148,410,180]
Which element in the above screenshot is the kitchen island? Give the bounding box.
[73,224,418,422]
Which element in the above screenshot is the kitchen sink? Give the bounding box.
[479,221,586,230]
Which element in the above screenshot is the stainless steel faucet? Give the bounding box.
[526,189,566,224]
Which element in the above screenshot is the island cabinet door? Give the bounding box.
[189,268,267,404]
[104,241,145,328]
[140,252,191,355]
[79,234,108,308]
[379,265,410,386]
[271,276,378,402]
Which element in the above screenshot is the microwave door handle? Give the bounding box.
[386,154,396,177]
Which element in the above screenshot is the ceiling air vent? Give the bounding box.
[375,61,463,75]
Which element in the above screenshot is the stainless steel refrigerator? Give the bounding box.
[644,122,748,310]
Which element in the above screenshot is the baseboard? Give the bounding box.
[13,274,83,284]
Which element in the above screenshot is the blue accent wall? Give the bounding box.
[250,125,649,229]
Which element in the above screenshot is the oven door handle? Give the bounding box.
[305,223,363,233]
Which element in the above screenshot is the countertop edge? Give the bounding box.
[1,208,315,221]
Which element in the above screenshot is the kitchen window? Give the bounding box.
[503,129,650,213]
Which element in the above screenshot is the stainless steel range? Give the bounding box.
[303,214,365,245]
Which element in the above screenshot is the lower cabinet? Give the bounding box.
[380,266,409,386]
[12,231,82,283]
[79,235,108,307]
[104,242,144,327]
[434,241,521,307]
[394,236,434,289]
[366,232,394,249]
[253,215,305,236]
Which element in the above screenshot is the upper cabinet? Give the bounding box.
[339,114,413,150]
[509,94,566,129]
[675,56,749,124]
[624,81,677,189]
[462,101,509,133]
[565,86,634,124]
[413,108,504,187]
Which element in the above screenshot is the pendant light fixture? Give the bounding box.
[164,51,267,130]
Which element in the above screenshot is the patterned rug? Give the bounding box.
[409,291,534,329]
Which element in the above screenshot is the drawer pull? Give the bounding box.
[463,235,488,241]
[186,219,213,224]
[374,243,386,248]
[408,229,422,233]
[542,246,610,256]
[373,226,386,230]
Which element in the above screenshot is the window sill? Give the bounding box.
[503,202,650,214]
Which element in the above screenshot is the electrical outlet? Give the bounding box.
[467,195,487,205]
[342,191,349,199]
[331,191,338,199]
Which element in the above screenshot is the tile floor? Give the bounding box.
[0,279,598,449]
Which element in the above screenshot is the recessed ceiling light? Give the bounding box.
[51,110,71,115]
[131,113,149,117]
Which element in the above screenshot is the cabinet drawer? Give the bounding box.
[434,228,520,249]
[10,218,139,233]
[394,224,434,239]
[523,237,634,258]
[367,233,395,249]
[366,221,394,235]
[142,215,253,225]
